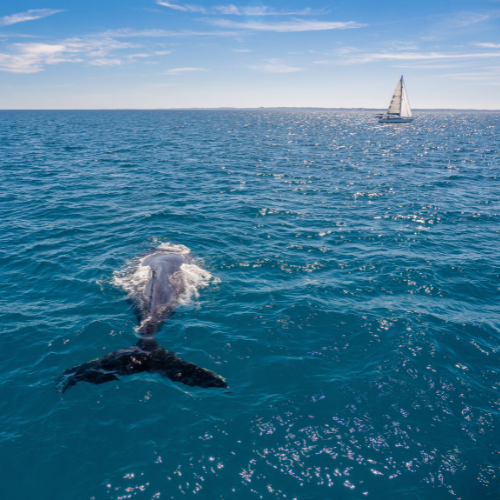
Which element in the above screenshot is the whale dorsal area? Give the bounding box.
[142,253,188,321]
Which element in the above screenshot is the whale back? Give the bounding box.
[141,253,188,323]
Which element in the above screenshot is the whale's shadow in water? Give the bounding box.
[58,251,227,392]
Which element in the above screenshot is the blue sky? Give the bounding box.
[1,0,500,109]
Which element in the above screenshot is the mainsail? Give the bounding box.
[386,76,412,118]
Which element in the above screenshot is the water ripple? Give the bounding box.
[0,110,499,500]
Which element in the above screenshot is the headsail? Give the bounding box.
[400,79,412,118]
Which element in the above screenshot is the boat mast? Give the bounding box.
[400,76,404,116]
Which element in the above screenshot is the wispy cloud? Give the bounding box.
[163,67,206,74]
[250,59,303,73]
[206,19,365,32]
[380,41,419,52]
[446,12,490,28]
[126,51,171,62]
[316,51,500,65]
[156,1,206,13]
[0,36,135,73]
[0,9,63,27]
[233,48,251,52]
[442,71,500,81]
[370,52,500,62]
[214,5,315,16]
[156,2,316,16]
[0,43,77,73]
[0,32,39,38]
[89,58,122,66]
[392,63,467,69]
[422,11,493,41]
[0,26,240,73]
[101,28,238,38]
[127,53,151,61]
[476,43,500,49]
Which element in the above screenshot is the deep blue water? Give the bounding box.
[1,110,499,500]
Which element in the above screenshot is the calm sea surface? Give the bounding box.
[1,110,499,500]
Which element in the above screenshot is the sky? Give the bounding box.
[1,1,500,109]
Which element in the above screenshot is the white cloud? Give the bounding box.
[476,43,500,49]
[0,36,135,73]
[214,5,314,16]
[0,43,75,73]
[335,47,358,55]
[0,26,241,73]
[215,5,240,15]
[367,52,500,62]
[0,32,39,38]
[89,58,122,66]
[392,64,467,69]
[442,71,500,81]
[250,59,303,73]
[447,12,489,28]
[126,51,172,62]
[156,1,206,13]
[163,67,206,74]
[316,51,500,65]
[421,12,493,42]
[233,48,251,52]
[156,2,316,16]
[127,53,151,61]
[102,28,238,38]
[0,9,63,26]
[206,19,365,32]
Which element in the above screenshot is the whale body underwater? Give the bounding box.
[58,252,227,392]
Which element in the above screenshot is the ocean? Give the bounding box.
[0,110,499,500]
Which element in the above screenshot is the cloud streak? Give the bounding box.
[446,12,489,29]
[156,1,206,13]
[441,71,500,81]
[163,67,206,74]
[214,5,314,16]
[0,9,63,27]
[89,58,122,66]
[476,43,500,49]
[207,19,365,32]
[101,28,238,38]
[316,51,500,65]
[156,2,317,16]
[250,59,303,73]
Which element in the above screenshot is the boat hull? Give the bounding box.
[378,118,414,123]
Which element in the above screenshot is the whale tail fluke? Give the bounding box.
[57,340,227,393]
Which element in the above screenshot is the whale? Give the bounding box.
[58,252,227,392]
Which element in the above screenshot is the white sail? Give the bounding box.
[387,78,402,115]
[400,79,412,118]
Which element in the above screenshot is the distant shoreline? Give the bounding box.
[1,107,499,112]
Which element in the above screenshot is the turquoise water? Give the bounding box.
[1,110,499,500]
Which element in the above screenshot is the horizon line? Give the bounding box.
[1,107,500,112]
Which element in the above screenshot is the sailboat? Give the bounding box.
[377,76,414,123]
